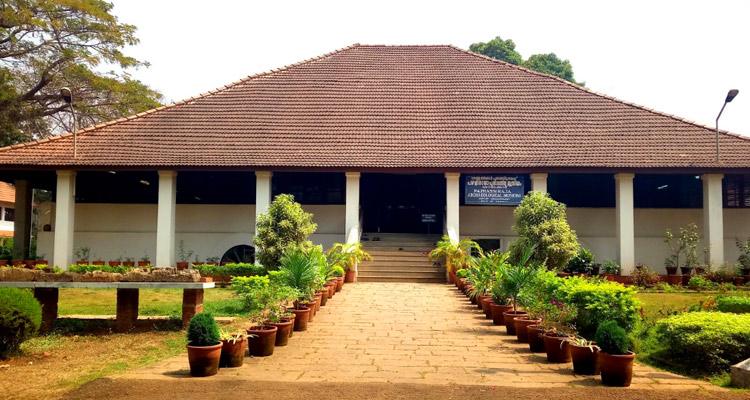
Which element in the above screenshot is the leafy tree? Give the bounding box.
[522,53,582,85]
[508,191,579,270]
[0,0,163,144]
[469,36,583,85]
[468,36,522,65]
[254,194,317,270]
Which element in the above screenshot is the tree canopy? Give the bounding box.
[0,0,163,145]
[469,36,584,85]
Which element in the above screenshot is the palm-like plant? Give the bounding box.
[428,236,480,273]
[499,245,539,312]
[468,251,505,297]
[279,247,319,308]
[327,242,372,271]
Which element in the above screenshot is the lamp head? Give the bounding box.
[60,87,72,104]
[726,89,739,103]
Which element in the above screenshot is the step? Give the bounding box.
[358,267,443,274]
[361,261,436,268]
[357,276,447,283]
[365,252,431,259]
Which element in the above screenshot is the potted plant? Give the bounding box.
[330,265,345,292]
[177,240,194,270]
[600,260,620,281]
[76,246,91,265]
[542,299,578,363]
[499,246,536,336]
[567,248,595,276]
[280,246,318,331]
[467,253,499,318]
[122,256,135,267]
[665,223,700,275]
[567,336,599,375]
[138,253,150,267]
[186,312,222,377]
[327,242,371,283]
[219,329,248,368]
[428,236,480,282]
[595,320,635,387]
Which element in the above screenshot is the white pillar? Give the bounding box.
[12,179,32,261]
[345,172,360,241]
[255,171,273,237]
[615,173,635,275]
[156,171,177,268]
[530,173,548,193]
[53,171,76,268]
[702,174,724,266]
[445,173,460,239]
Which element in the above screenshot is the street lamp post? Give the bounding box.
[715,89,739,162]
[60,87,77,158]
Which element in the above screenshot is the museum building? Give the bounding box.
[0,44,749,278]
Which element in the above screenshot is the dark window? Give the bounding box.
[176,172,255,204]
[75,171,158,204]
[4,207,14,222]
[272,172,345,204]
[634,174,702,208]
[724,175,750,208]
[548,174,615,207]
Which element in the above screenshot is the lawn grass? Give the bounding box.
[58,287,247,317]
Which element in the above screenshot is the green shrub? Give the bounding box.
[331,265,345,277]
[255,194,317,270]
[456,268,470,279]
[194,263,265,277]
[508,192,579,270]
[631,265,660,287]
[68,264,132,274]
[0,288,42,358]
[567,248,594,274]
[595,320,630,355]
[688,276,712,291]
[554,276,641,335]
[186,312,220,347]
[716,296,750,313]
[654,312,750,373]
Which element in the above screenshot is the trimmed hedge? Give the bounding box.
[655,312,750,373]
[194,263,265,277]
[554,276,641,336]
[0,287,42,358]
[716,296,750,314]
[68,264,133,274]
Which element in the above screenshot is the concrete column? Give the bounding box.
[255,171,273,236]
[530,173,548,193]
[345,172,360,240]
[615,173,635,275]
[445,173,460,239]
[53,171,76,268]
[156,171,177,268]
[12,179,32,260]
[702,174,724,266]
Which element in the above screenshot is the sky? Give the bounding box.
[110,0,750,137]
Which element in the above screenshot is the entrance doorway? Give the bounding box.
[361,173,445,234]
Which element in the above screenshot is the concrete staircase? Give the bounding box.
[357,233,446,283]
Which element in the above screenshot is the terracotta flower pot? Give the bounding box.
[527,325,547,353]
[92,260,105,266]
[602,273,614,282]
[247,325,277,357]
[335,277,344,292]
[301,301,316,322]
[0,260,7,266]
[12,260,24,267]
[480,295,494,318]
[268,318,294,347]
[318,291,328,307]
[313,294,322,312]
[187,342,222,377]
[108,261,121,267]
[122,261,135,267]
[220,337,247,368]
[137,260,150,267]
[598,351,635,387]
[325,282,336,299]
[491,304,513,325]
[666,274,683,286]
[514,317,541,343]
[734,276,745,286]
[176,262,189,270]
[503,311,527,335]
[570,342,599,375]
[543,334,572,363]
[291,307,309,332]
[344,269,356,283]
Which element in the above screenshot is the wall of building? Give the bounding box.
[0,200,14,234]
[37,203,345,264]
[460,206,750,273]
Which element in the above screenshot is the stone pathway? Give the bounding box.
[123,282,718,390]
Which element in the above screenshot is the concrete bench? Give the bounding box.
[0,281,215,332]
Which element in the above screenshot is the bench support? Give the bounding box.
[33,287,59,332]
[116,288,139,333]
[182,289,204,329]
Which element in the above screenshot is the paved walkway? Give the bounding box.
[123,282,718,390]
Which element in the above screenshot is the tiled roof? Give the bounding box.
[0,44,749,171]
[0,182,14,203]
